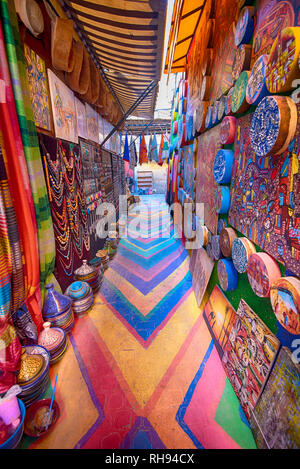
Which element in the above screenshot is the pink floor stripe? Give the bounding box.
[183,347,241,449]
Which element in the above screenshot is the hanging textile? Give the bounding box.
[131,137,138,167]
[148,134,153,162]
[150,133,159,163]
[139,132,148,165]
[158,134,164,166]
[0,142,25,319]
[0,21,42,332]
[39,134,90,292]
[0,0,57,300]
[123,133,130,176]
[162,136,169,161]
[123,133,130,162]
[0,161,12,321]
[127,136,136,179]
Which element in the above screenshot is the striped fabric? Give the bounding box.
[0,0,57,301]
[0,19,42,332]
[0,164,11,320]
[0,142,25,318]
[58,0,168,117]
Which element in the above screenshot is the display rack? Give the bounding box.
[137,170,153,191]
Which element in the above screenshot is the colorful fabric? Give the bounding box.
[0,0,57,299]
[150,133,159,163]
[129,136,137,168]
[0,322,22,394]
[39,134,90,291]
[0,165,11,320]
[22,196,255,449]
[139,132,148,165]
[0,20,42,332]
[0,142,25,318]
[158,134,164,166]
[123,133,130,162]
[148,134,153,162]
[162,136,169,161]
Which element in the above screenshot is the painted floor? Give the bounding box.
[22,195,256,449]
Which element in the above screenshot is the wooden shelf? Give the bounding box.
[137,170,153,189]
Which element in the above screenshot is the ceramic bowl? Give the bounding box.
[24,399,60,437]
[18,346,50,390]
[66,281,90,299]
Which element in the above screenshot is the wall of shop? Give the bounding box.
[166,0,300,449]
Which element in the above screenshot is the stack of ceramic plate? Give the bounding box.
[38,322,67,365]
[74,259,103,294]
[96,249,109,270]
[65,281,94,317]
[43,284,74,334]
[17,346,50,408]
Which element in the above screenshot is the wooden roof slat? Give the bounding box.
[90,39,157,56]
[60,0,167,117]
[69,0,158,18]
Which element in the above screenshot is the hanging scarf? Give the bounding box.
[0,141,25,319]
[0,165,12,321]
[162,135,169,161]
[148,134,153,162]
[139,132,148,165]
[0,0,57,301]
[158,134,164,166]
[123,133,130,162]
[150,133,159,163]
[0,20,42,332]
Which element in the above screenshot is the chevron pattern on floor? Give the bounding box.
[23,195,256,449]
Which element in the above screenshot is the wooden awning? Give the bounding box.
[59,0,168,118]
[164,0,206,74]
